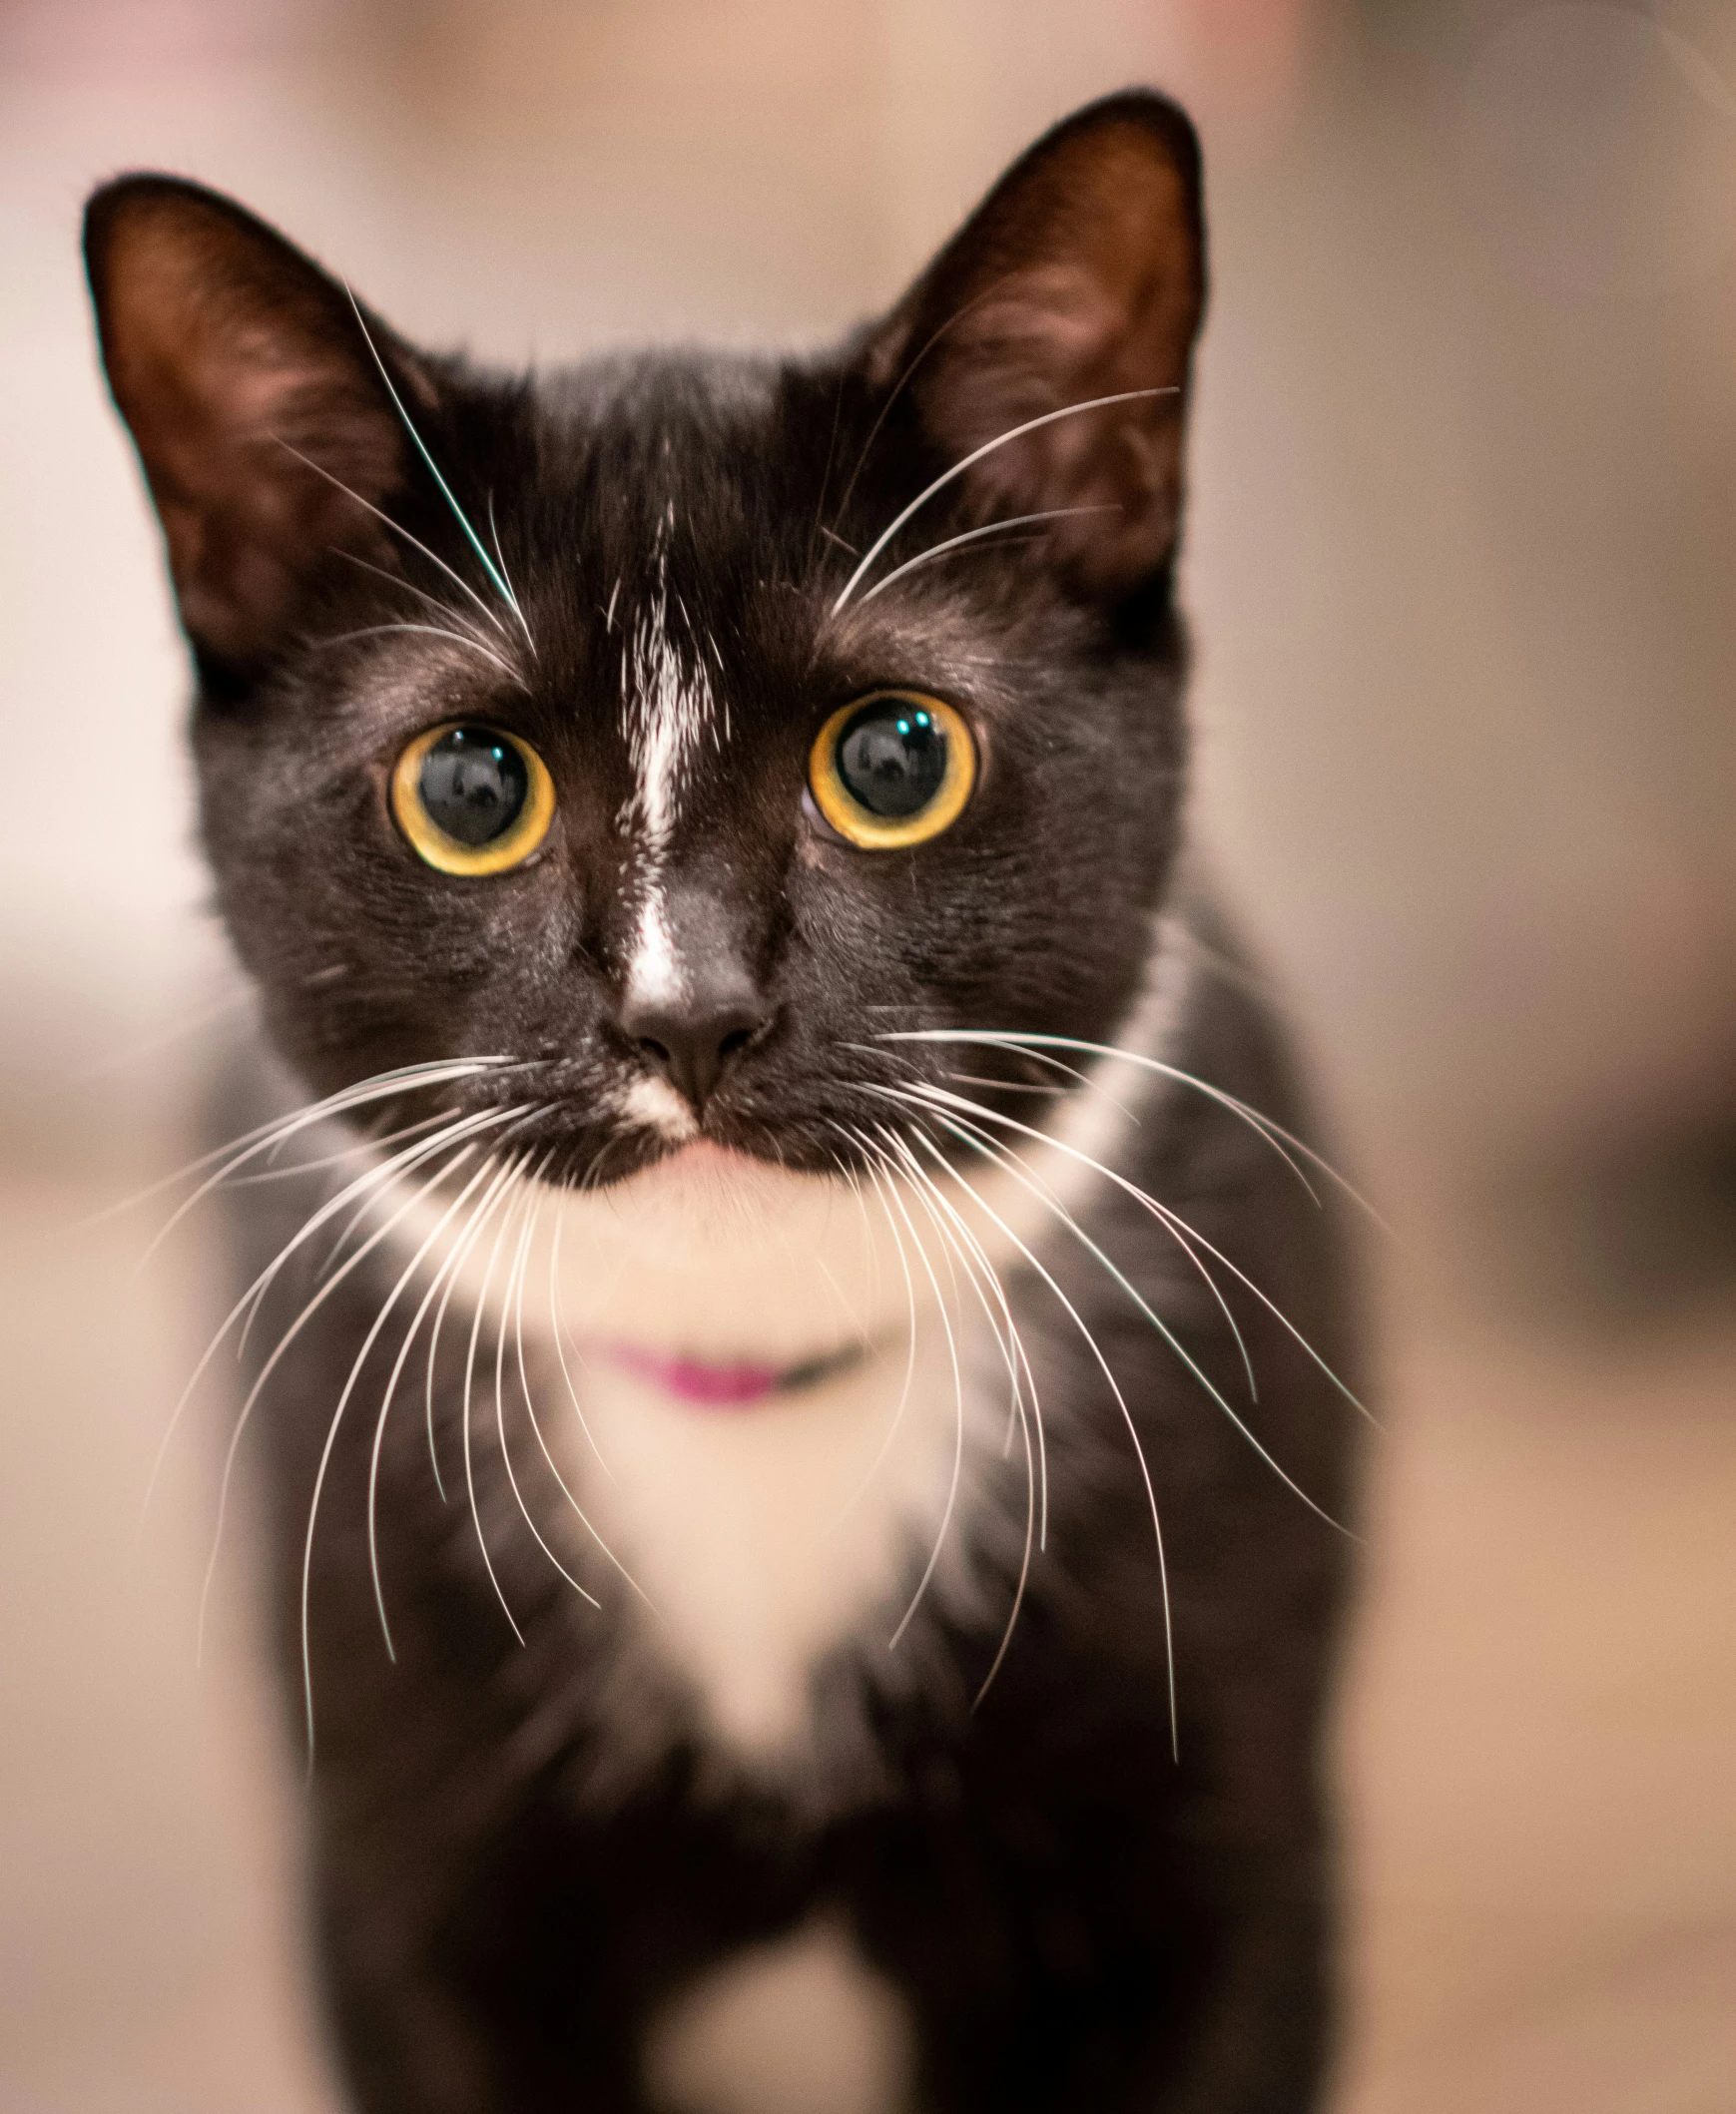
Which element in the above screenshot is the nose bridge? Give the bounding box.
[623,858,763,1010]
[617,858,773,1113]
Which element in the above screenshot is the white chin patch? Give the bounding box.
[618,1071,699,1142]
[642,1920,915,2114]
[539,1146,887,1365]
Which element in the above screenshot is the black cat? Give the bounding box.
[87,90,1360,2114]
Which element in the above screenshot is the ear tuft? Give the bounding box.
[868,93,1207,603]
[84,176,410,671]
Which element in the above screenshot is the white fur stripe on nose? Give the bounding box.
[628,882,684,1007]
[618,508,722,1006]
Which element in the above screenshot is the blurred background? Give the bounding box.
[2,0,1733,2107]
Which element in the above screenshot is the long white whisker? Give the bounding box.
[333,544,498,634]
[292,1145,494,1723]
[899,1076,1258,1404]
[147,1105,511,1535]
[342,289,533,652]
[275,435,511,641]
[882,1029,1395,1227]
[856,505,1120,609]
[899,1077,1372,1430]
[209,1104,514,1412]
[92,1054,503,1231]
[300,1104,506,1300]
[884,1028,1318,1200]
[364,1153,504,1654]
[941,1071,1068,1099]
[839,1150,887,1325]
[883,1130,1041,1708]
[825,1131,921,1524]
[462,1157,531,1646]
[200,1135,482,1684]
[127,1057,503,1265]
[486,490,538,662]
[240,1102,498,1347]
[312,622,522,683]
[219,1109,451,1193]
[494,1170,599,1606]
[896,1094,1355,1545]
[887,1127,1047,1541]
[424,1154,525,1498]
[832,386,1176,613]
[843,1037,1139,1125]
[882,1140,973,1548]
[889,1129,1017,1411]
[879,1083,1353,1536]
[545,1205,614,1480]
[850,1130,964,1654]
[895,1120,1180,1759]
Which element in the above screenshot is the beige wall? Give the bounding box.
[1,2,1732,2107]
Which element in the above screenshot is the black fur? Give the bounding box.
[88,91,1359,2114]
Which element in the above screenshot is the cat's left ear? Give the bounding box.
[864,91,1206,603]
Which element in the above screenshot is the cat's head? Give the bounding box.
[85,93,1205,1201]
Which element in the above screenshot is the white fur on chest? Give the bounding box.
[567,1323,981,1761]
[642,1921,915,2114]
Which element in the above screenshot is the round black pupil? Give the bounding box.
[836,704,948,819]
[418,729,529,846]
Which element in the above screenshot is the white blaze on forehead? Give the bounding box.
[620,513,719,1005]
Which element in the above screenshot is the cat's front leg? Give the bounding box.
[310,1851,639,2114]
[311,1866,512,2114]
[1136,1874,1333,2114]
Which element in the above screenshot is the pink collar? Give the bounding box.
[603,1340,863,1410]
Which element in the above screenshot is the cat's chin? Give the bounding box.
[505,1134,881,1366]
[604,1135,824,1214]
[637,1137,762,1180]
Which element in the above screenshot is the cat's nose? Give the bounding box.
[620,984,768,1112]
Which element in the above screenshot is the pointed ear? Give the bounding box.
[867,92,1206,603]
[84,176,415,671]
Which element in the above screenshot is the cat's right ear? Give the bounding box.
[84,176,413,674]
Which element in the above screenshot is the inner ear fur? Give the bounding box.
[84,177,414,671]
[868,92,1207,602]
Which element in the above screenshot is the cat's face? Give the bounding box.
[87,95,1205,1197]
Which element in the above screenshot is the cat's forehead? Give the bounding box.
[549,350,789,537]
[502,351,991,733]
[501,353,809,679]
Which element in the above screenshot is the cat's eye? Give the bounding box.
[808,692,976,849]
[390,723,555,875]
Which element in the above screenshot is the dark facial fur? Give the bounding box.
[87,92,1359,2114]
[85,98,1201,1190]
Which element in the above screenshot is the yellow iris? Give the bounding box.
[390,724,555,876]
[808,692,976,849]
